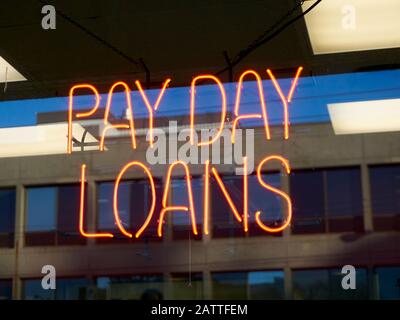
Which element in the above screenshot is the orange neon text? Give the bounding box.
[79,164,113,238]
[101,81,137,151]
[67,84,100,154]
[255,155,292,233]
[113,161,157,238]
[232,70,271,144]
[266,67,303,139]
[158,161,198,237]
[67,68,302,152]
[135,78,171,147]
[190,75,227,146]
[78,157,293,238]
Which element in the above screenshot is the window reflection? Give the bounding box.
[97,179,162,242]
[370,165,400,231]
[0,279,12,300]
[248,173,282,236]
[375,267,400,299]
[171,178,203,240]
[26,187,57,232]
[212,173,282,238]
[23,278,90,300]
[211,176,243,238]
[25,184,85,246]
[170,273,203,299]
[292,268,368,300]
[212,270,284,299]
[290,167,364,234]
[95,275,164,300]
[0,188,16,248]
[248,271,285,299]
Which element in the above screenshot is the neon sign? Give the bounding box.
[69,68,303,238]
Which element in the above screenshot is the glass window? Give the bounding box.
[98,182,130,231]
[370,165,400,231]
[57,185,86,245]
[25,184,85,246]
[291,170,325,233]
[248,173,283,236]
[171,178,203,240]
[326,168,364,232]
[212,272,247,299]
[97,179,162,242]
[94,275,164,300]
[290,167,364,234]
[23,278,90,300]
[26,187,57,232]
[292,268,368,300]
[212,173,283,238]
[375,267,400,299]
[248,271,284,299]
[0,279,12,300]
[212,270,284,299]
[0,188,16,248]
[56,278,91,299]
[211,176,245,238]
[170,273,203,299]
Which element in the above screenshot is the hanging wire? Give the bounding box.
[215,0,322,76]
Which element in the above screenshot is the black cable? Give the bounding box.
[40,0,321,81]
[38,0,141,69]
[216,0,322,76]
[234,0,305,62]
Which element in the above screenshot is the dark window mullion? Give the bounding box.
[55,186,60,246]
[323,170,329,233]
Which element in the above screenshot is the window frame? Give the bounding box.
[0,186,17,248]
[24,183,87,247]
[289,165,364,235]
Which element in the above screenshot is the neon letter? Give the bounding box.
[158,161,198,237]
[67,84,100,154]
[232,70,270,143]
[135,78,171,147]
[204,159,249,234]
[113,161,156,238]
[210,167,244,227]
[100,81,136,151]
[79,164,113,238]
[190,75,226,146]
[266,67,303,139]
[255,155,292,233]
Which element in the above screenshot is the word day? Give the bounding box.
[67,67,303,153]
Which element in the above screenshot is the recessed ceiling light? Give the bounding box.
[328,98,400,135]
[303,0,400,54]
[0,56,27,83]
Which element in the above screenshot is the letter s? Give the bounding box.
[255,155,292,233]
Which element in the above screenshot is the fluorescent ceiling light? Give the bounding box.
[303,0,400,54]
[328,98,400,135]
[0,123,99,158]
[0,56,26,83]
